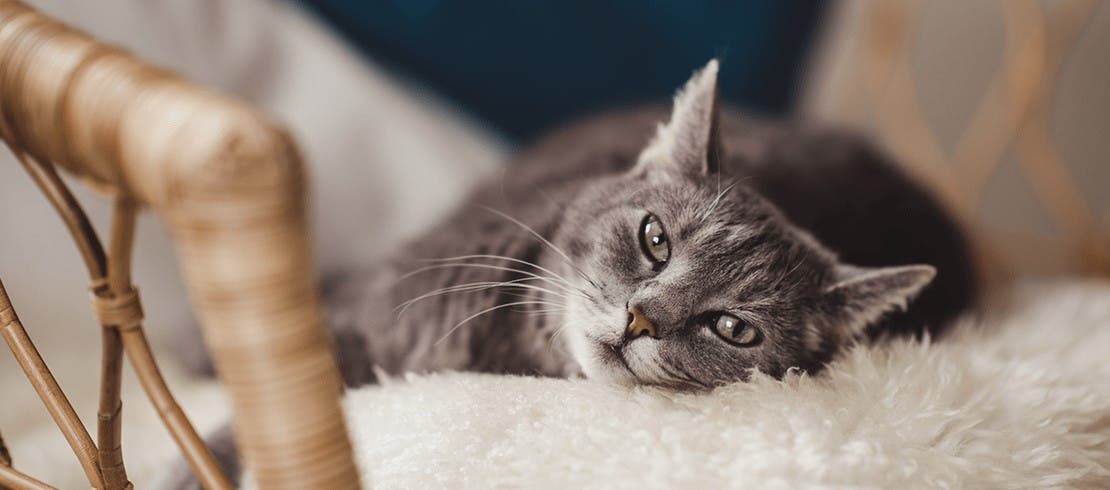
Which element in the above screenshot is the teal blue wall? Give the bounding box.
[296,0,827,141]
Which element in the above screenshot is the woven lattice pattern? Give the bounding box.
[806,0,1109,281]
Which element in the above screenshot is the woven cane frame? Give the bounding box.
[0,1,359,488]
[807,0,1108,282]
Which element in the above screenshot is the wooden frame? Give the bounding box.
[0,1,360,488]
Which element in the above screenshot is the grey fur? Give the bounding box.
[164,60,977,488]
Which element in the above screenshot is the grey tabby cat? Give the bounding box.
[165,60,977,488]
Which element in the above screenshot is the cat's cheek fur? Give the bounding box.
[560,296,632,383]
[560,323,599,377]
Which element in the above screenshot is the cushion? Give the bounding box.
[325,281,1110,488]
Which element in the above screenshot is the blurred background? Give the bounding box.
[0,1,1107,486]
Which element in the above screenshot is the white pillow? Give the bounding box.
[331,281,1110,488]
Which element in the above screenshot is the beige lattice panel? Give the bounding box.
[804,0,1109,281]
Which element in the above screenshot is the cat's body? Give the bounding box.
[326,105,977,387]
[166,62,977,488]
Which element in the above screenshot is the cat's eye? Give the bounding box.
[711,313,760,347]
[639,213,670,265]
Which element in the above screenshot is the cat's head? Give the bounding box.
[550,60,935,389]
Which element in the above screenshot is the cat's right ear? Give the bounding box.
[632,59,723,181]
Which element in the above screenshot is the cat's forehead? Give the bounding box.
[630,182,768,238]
[632,182,826,294]
[597,178,823,273]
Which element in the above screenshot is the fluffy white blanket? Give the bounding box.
[326,281,1110,489]
[8,282,1109,488]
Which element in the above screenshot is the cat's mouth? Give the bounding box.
[605,343,631,370]
[598,340,639,381]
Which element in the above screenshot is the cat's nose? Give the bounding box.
[627,306,658,339]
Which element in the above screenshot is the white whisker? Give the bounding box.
[400,263,589,300]
[435,301,548,345]
[396,279,574,319]
[480,206,604,290]
[428,253,580,291]
[422,254,588,296]
[394,278,538,317]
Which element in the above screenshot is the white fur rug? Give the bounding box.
[325,281,1110,489]
[7,282,1109,488]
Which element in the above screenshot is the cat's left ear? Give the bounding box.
[633,59,723,179]
[823,264,936,337]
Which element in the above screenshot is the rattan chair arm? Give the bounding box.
[0,1,360,488]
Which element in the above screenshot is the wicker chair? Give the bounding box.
[0,1,359,488]
[804,0,1108,281]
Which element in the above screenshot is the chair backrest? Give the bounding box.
[804,0,1109,282]
[0,1,360,488]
